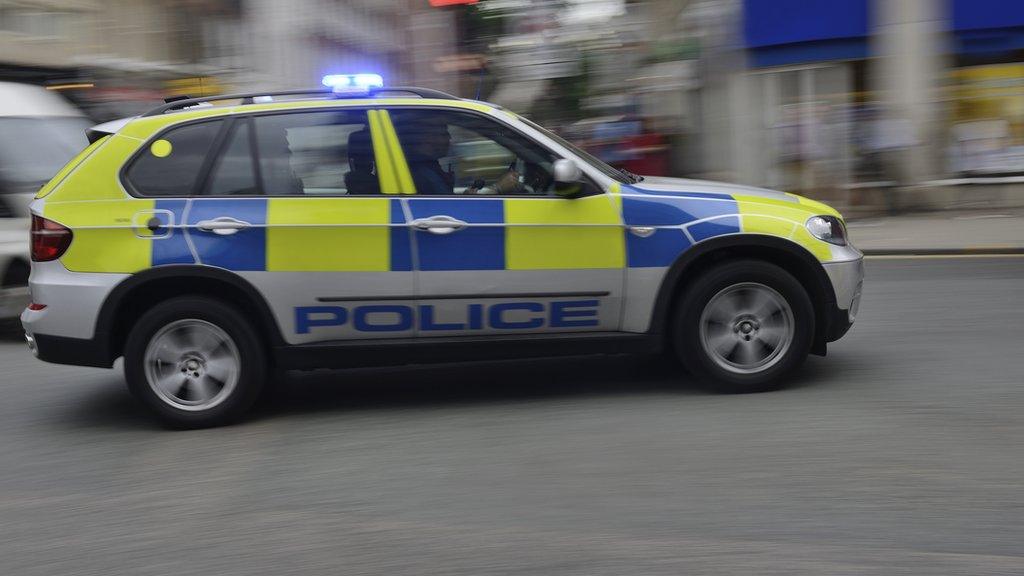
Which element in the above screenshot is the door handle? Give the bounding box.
[196,216,252,236]
[411,215,468,235]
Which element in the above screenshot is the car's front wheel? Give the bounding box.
[673,260,814,393]
[124,297,266,428]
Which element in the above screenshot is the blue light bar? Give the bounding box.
[321,73,384,92]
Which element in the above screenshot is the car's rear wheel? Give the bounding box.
[673,260,813,393]
[124,296,265,428]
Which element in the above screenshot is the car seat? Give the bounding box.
[344,129,380,195]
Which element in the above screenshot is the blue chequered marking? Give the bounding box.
[407,199,505,271]
[152,200,194,266]
[688,216,741,243]
[622,196,738,226]
[389,199,412,271]
[187,198,267,271]
[621,184,734,200]
[626,228,692,268]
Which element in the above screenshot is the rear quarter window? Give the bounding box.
[124,120,223,197]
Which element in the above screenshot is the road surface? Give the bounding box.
[1,257,1022,575]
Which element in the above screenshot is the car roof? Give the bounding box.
[109,93,508,142]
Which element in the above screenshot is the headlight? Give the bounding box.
[806,215,847,246]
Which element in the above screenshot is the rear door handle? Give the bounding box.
[411,215,468,235]
[196,216,251,236]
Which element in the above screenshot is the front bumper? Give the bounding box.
[821,246,864,341]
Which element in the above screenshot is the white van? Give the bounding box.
[0,81,91,318]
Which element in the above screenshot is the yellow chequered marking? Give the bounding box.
[37,136,110,199]
[735,194,832,261]
[45,199,153,273]
[377,111,416,194]
[791,225,834,261]
[266,198,391,271]
[505,195,625,270]
[45,135,140,203]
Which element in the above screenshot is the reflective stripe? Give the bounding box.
[367,110,400,195]
[504,195,625,270]
[266,197,392,272]
[377,110,416,194]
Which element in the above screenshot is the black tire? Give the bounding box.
[123,296,266,428]
[672,259,814,393]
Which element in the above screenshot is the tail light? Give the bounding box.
[31,215,73,262]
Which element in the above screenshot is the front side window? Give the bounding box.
[252,110,376,196]
[125,120,222,197]
[388,109,559,196]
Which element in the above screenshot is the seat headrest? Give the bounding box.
[348,129,373,160]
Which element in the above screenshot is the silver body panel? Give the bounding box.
[822,245,865,319]
[417,269,623,337]
[632,177,798,202]
[20,260,125,339]
[238,271,416,345]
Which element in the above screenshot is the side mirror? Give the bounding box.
[553,159,582,184]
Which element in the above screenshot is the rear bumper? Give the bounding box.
[29,332,113,368]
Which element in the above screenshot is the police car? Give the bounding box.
[22,74,863,428]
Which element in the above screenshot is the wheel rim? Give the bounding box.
[698,282,795,375]
[143,319,240,411]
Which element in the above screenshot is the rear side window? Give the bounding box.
[205,120,258,196]
[125,120,222,196]
[252,110,376,195]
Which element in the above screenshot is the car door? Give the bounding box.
[185,109,415,345]
[383,107,625,337]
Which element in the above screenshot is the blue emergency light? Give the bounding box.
[321,73,385,93]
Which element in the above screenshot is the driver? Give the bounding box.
[395,115,524,195]
[395,116,456,195]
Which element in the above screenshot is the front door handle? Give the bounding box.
[411,215,468,235]
[196,216,251,236]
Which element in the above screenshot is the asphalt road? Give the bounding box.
[1,257,1023,575]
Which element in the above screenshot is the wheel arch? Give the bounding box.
[648,234,838,354]
[95,265,285,366]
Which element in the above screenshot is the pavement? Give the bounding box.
[1,256,1023,575]
[847,209,1024,255]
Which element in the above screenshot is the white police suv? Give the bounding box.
[22,77,863,427]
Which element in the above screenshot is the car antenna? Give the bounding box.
[475,62,485,101]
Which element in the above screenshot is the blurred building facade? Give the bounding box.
[240,0,458,93]
[0,0,456,120]
[680,0,1024,209]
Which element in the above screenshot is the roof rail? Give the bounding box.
[141,86,460,117]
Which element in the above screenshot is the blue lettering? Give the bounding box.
[550,300,600,328]
[468,304,484,330]
[419,305,466,331]
[353,305,414,332]
[295,306,347,334]
[489,302,544,330]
